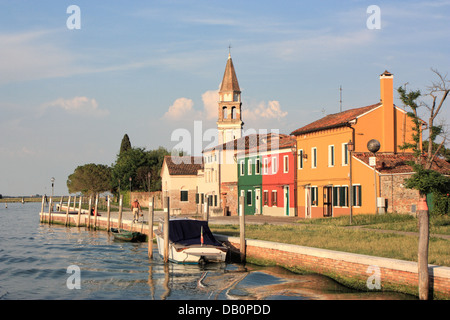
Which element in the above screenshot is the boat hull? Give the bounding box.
[155,231,227,264]
[111,228,146,242]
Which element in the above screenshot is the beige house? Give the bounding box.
[160,156,202,215]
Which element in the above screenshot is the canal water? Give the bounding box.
[0,202,415,300]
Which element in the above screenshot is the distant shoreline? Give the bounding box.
[0,197,61,203]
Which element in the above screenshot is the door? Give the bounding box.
[323,186,333,217]
[305,187,311,219]
[284,186,289,216]
[255,188,261,215]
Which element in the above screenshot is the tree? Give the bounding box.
[119,134,132,155]
[397,68,450,300]
[67,163,112,196]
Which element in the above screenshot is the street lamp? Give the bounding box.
[129,177,132,206]
[347,140,354,225]
[51,177,55,198]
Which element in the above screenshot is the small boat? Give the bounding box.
[110,228,146,242]
[155,218,228,264]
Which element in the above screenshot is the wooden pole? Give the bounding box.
[205,196,210,222]
[59,196,64,212]
[77,196,82,227]
[118,194,123,229]
[40,195,45,222]
[239,195,246,263]
[48,197,53,225]
[94,193,99,229]
[418,196,430,300]
[87,196,92,229]
[163,196,170,263]
[65,196,71,226]
[107,195,111,232]
[148,197,154,259]
[73,195,77,211]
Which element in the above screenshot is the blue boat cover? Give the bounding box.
[169,219,222,246]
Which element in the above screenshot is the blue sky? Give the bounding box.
[1,0,449,196]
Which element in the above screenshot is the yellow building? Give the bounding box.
[291,71,420,218]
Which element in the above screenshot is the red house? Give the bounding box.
[261,135,297,216]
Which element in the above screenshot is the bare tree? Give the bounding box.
[423,69,449,169]
[398,68,450,300]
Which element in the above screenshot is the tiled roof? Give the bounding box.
[240,134,296,156]
[163,156,203,175]
[354,152,450,175]
[291,103,381,136]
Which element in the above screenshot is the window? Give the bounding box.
[180,190,188,202]
[311,147,317,168]
[342,143,349,166]
[223,106,228,119]
[201,193,204,204]
[272,157,277,174]
[248,159,252,175]
[263,190,269,206]
[283,155,289,173]
[298,149,303,169]
[263,158,269,174]
[333,186,348,207]
[231,107,236,119]
[328,145,335,167]
[352,185,362,207]
[240,160,245,176]
[311,187,318,206]
[247,190,252,206]
[271,190,277,206]
[196,193,199,204]
[214,195,218,207]
[255,158,261,175]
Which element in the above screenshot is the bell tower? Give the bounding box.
[217,53,244,145]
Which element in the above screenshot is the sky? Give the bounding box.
[1,0,449,196]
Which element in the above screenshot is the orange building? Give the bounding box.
[291,71,421,218]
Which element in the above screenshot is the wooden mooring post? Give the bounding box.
[40,195,45,222]
[118,194,123,229]
[87,196,92,229]
[48,197,53,225]
[65,196,71,226]
[239,195,246,263]
[148,197,154,259]
[106,195,111,232]
[94,193,99,229]
[77,196,82,227]
[163,196,170,263]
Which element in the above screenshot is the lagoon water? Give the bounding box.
[0,202,415,300]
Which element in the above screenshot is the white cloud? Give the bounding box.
[201,89,219,120]
[163,97,199,121]
[244,100,288,120]
[43,96,109,117]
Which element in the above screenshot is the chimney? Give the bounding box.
[380,70,395,153]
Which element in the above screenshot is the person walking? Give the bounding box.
[132,199,141,222]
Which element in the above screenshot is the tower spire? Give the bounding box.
[217,53,243,145]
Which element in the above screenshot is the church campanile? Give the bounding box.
[217,53,244,145]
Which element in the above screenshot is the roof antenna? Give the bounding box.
[339,85,343,112]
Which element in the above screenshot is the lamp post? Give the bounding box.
[347,140,354,225]
[367,139,381,214]
[51,177,55,198]
[129,177,132,206]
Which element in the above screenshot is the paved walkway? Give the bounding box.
[61,204,450,240]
